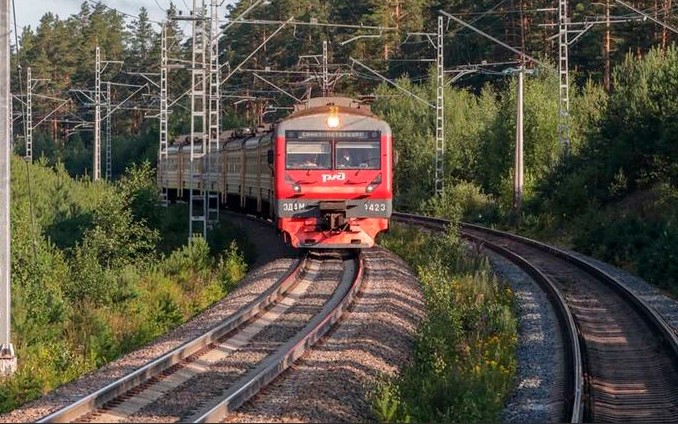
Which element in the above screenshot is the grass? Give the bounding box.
[371,223,518,423]
[0,233,248,414]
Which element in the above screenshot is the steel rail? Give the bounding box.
[460,232,583,423]
[37,255,307,423]
[461,220,678,369]
[188,252,365,423]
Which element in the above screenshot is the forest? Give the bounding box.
[13,0,676,175]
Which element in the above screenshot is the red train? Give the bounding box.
[159,96,393,248]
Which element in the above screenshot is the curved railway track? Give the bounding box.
[393,212,678,423]
[37,251,364,423]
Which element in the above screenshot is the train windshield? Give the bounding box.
[335,141,381,170]
[286,141,332,169]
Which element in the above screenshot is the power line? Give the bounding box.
[153,0,168,14]
[86,0,164,25]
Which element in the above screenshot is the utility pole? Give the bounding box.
[604,0,611,91]
[514,67,524,215]
[0,0,16,377]
[558,0,571,150]
[435,16,445,196]
[159,23,169,207]
[25,69,57,162]
[322,40,329,96]
[8,96,11,149]
[189,0,208,240]
[95,46,102,181]
[93,47,122,181]
[207,0,220,228]
[105,81,112,181]
[26,68,32,161]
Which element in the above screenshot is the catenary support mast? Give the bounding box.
[189,0,208,240]
[558,0,571,149]
[0,0,16,377]
[435,16,445,196]
[207,0,221,227]
[159,23,169,207]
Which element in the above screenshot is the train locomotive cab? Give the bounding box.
[273,97,393,248]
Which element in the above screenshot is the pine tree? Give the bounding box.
[126,7,156,72]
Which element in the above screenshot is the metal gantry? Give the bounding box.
[322,40,329,96]
[514,66,524,214]
[207,0,221,228]
[350,56,443,195]
[23,70,60,162]
[558,0,571,150]
[159,23,169,207]
[435,16,445,196]
[105,81,112,181]
[189,0,208,240]
[26,68,32,161]
[93,47,122,181]
[94,46,102,181]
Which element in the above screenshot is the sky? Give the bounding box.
[13,0,235,31]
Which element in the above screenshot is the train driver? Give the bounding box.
[301,154,317,167]
[338,148,352,168]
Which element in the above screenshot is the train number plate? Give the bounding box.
[364,202,387,212]
[282,201,308,212]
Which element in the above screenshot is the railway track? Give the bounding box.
[37,251,364,423]
[393,212,678,423]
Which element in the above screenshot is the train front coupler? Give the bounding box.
[318,201,348,232]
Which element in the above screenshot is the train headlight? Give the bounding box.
[365,173,382,193]
[327,107,340,128]
[286,173,303,194]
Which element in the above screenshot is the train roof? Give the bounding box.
[223,131,271,150]
[288,97,376,120]
[294,96,371,112]
[170,126,272,150]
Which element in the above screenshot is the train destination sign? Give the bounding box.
[286,130,380,141]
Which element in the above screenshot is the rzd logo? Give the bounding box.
[321,172,346,183]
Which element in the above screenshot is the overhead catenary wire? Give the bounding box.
[86,0,164,24]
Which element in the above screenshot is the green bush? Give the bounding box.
[161,237,213,277]
[418,181,499,224]
[570,185,678,294]
[1,157,251,414]
[217,241,248,292]
[374,225,517,423]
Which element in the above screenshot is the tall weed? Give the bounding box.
[0,158,250,414]
[375,225,517,423]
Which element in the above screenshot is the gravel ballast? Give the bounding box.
[226,247,424,423]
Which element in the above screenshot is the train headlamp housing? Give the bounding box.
[286,173,302,194]
[365,173,382,193]
[327,106,340,128]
